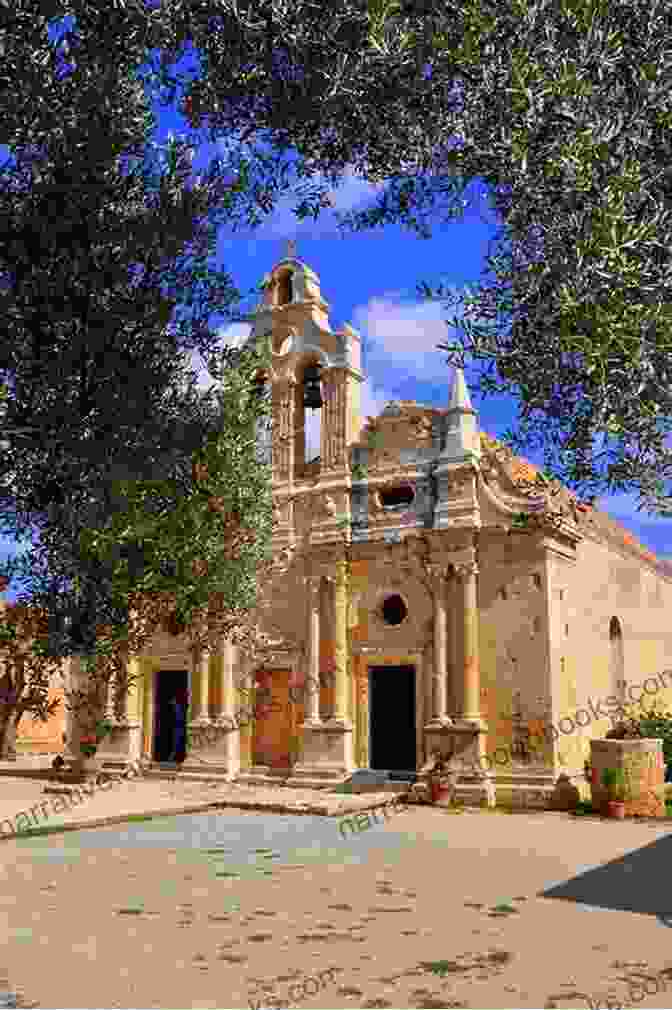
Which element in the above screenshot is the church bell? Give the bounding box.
[302,363,324,409]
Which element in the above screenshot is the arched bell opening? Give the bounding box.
[293,359,324,475]
[276,269,293,306]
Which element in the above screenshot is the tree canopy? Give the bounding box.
[156,0,672,515]
[0,4,277,669]
[1,0,671,676]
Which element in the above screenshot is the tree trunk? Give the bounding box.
[6,712,17,759]
[0,707,16,760]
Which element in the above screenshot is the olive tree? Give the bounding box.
[156,0,672,515]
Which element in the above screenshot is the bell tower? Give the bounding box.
[245,245,364,497]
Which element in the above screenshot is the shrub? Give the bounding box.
[606,705,672,773]
[601,766,625,801]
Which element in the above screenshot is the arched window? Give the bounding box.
[276,270,292,306]
[304,406,321,465]
[609,616,625,703]
[300,361,322,469]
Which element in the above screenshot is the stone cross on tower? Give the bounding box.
[285,238,297,259]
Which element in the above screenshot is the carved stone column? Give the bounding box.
[321,367,346,470]
[304,575,322,725]
[274,379,297,483]
[191,636,240,777]
[214,639,236,727]
[447,572,458,716]
[190,646,211,726]
[287,562,354,785]
[331,558,349,724]
[103,676,117,723]
[292,378,305,479]
[457,561,482,722]
[121,654,143,764]
[125,656,142,726]
[427,563,451,724]
[420,557,493,808]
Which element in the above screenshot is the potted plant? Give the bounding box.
[601,767,626,819]
[73,732,100,781]
[75,718,114,777]
[429,754,444,804]
[591,707,670,818]
[428,752,456,804]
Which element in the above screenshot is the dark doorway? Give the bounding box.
[153,669,189,763]
[368,665,416,774]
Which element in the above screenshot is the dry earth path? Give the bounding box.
[2,794,672,1009]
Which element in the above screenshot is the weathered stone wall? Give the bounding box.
[477,531,554,768]
[549,536,672,778]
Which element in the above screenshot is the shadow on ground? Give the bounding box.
[541,831,672,927]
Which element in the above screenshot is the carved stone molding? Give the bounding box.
[273,371,298,393]
[272,501,286,525]
[453,560,479,579]
[303,574,323,601]
[410,413,433,441]
[439,468,475,496]
[368,490,386,517]
[314,493,338,520]
[424,561,452,584]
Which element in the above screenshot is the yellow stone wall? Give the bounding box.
[550,538,672,776]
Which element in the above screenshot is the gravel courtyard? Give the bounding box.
[2,798,672,1009]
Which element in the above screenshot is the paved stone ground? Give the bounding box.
[0,772,401,841]
[2,775,672,1009]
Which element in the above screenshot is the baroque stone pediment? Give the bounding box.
[477,433,578,529]
[358,401,438,457]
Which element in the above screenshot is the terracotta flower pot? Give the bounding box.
[72,753,100,782]
[607,800,626,819]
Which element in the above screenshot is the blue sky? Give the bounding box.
[0,28,669,599]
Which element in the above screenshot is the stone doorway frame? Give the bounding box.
[352,648,426,771]
[151,667,190,762]
[367,662,417,775]
[141,653,192,762]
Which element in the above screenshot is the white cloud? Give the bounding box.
[351,293,455,387]
[217,159,383,239]
[325,166,385,213]
[189,298,456,455]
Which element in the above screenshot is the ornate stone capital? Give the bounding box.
[311,492,338,520]
[424,561,451,584]
[303,574,323,601]
[335,558,349,589]
[453,560,479,579]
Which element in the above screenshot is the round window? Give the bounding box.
[381,594,407,626]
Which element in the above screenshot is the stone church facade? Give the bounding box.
[60,252,672,806]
